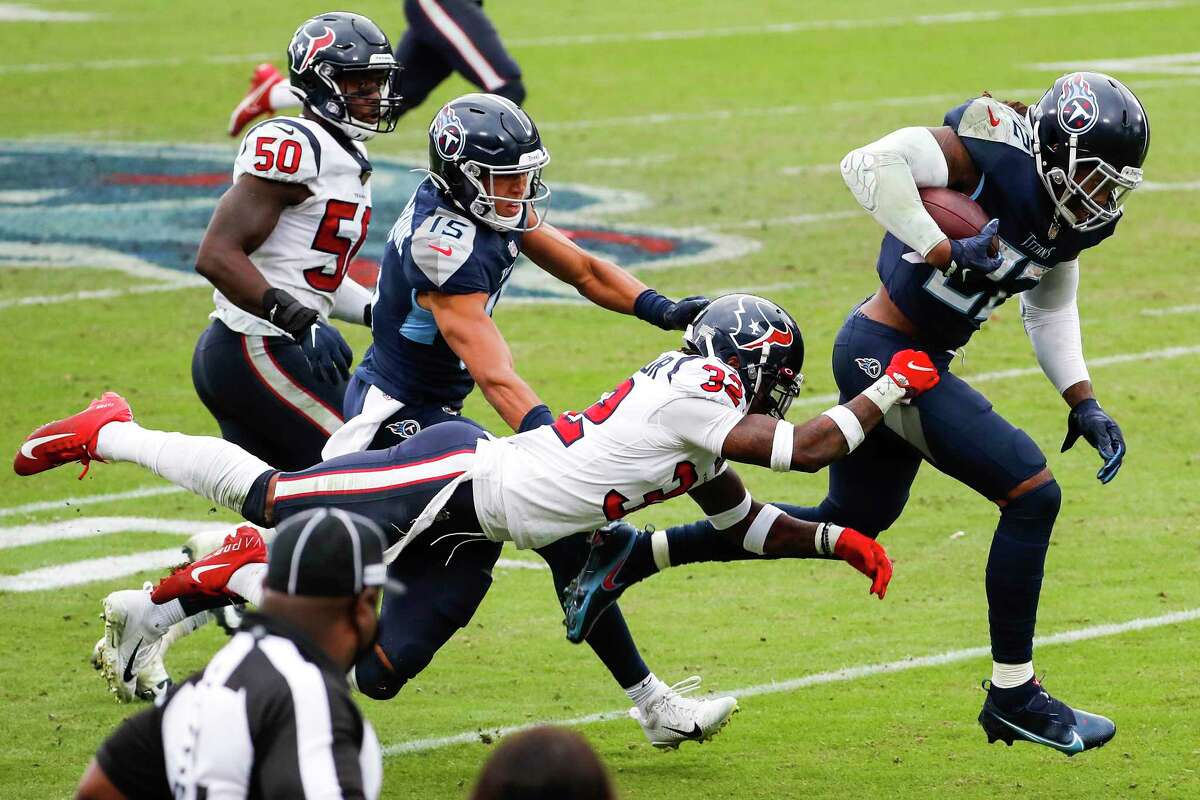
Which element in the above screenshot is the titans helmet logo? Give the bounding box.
[431,106,467,161]
[1057,73,1100,135]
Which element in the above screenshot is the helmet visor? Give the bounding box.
[1057,156,1143,231]
[463,149,552,232]
[322,61,403,135]
[751,366,804,420]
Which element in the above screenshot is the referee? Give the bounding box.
[76,508,401,800]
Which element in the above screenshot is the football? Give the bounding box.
[919,186,992,241]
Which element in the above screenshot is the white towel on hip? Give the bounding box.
[321,385,404,459]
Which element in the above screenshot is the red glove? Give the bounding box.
[833,528,893,599]
[885,349,940,399]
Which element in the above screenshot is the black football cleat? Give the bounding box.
[561,521,641,644]
[978,679,1115,756]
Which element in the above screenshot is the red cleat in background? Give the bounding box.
[228,63,285,137]
[13,391,132,478]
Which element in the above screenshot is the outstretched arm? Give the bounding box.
[523,221,708,329]
[424,290,547,432]
[721,349,940,472]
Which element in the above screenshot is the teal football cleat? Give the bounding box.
[979,679,1115,756]
[562,522,641,644]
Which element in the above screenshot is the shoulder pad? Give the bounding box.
[234,117,322,184]
[409,206,481,288]
[955,98,1033,155]
[667,354,748,412]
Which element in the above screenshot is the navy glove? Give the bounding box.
[944,218,1003,282]
[299,319,353,383]
[1061,398,1126,484]
[634,289,711,331]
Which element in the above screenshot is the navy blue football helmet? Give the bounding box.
[683,294,805,419]
[427,93,551,231]
[1030,72,1149,232]
[287,12,402,141]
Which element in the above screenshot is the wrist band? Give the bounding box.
[770,420,794,471]
[864,374,907,413]
[821,405,865,452]
[814,522,845,556]
[633,288,674,330]
[743,504,783,555]
[707,492,752,530]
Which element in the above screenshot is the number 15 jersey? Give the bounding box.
[212,115,373,336]
[471,350,749,549]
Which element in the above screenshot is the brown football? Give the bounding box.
[918,186,991,240]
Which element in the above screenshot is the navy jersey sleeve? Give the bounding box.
[403,205,492,296]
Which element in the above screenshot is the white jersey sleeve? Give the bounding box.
[654,355,747,455]
[233,119,321,184]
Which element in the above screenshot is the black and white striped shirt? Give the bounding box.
[100,613,381,800]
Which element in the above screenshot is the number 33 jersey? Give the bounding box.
[471,350,749,549]
[212,116,373,336]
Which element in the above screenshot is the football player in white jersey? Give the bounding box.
[15,294,942,744]
[192,11,402,473]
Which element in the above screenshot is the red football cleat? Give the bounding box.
[14,391,132,478]
[151,527,267,604]
[228,63,285,137]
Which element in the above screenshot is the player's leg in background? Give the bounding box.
[535,533,650,688]
[192,320,345,472]
[392,29,455,115]
[404,0,525,105]
[353,534,503,699]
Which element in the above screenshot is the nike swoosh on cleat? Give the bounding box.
[990,712,1085,753]
[663,722,704,739]
[906,361,936,372]
[601,555,628,591]
[191,563,231,582]
[20,433,75,459]
[122,638,143,683]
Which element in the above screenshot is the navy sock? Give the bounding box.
[179,594,233,617]
[661,519,759,566]
[536,533,650,687]
[986,480,1061,664]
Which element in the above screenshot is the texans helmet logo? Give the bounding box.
[431,106,467,161]
[733,296,794,351]
[294,26,337,74]
[1057,73,1099,135]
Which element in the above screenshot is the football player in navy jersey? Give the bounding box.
[567,73,1149,756]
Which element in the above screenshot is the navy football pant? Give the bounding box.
[397,0,524,113]
[192,320,345,472]
[342,373,478,449]
[778,310,1056,664]
[254,419,651,698]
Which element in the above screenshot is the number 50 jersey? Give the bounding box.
[212,116,373,336]
[471,350,749,549]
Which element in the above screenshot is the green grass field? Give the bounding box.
[3,1,1200,797]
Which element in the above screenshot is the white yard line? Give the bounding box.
[1141,304,1200,316]
[793,343,1200,408]
[0,485,185,518]
[0,281,197,310]
[0,548,186,591]
[1142,180,1200,192]
[0,516,215,549]
[0,4,98,22]
[383,606,1200,755]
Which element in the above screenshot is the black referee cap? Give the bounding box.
[266,508,404,597]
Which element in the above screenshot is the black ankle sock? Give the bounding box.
[990,677,1039,710]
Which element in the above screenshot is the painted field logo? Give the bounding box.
[0,141,754,301]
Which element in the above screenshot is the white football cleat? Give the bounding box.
[629,676,739,748]
[97,586,166,703]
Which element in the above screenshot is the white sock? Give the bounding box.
[227,563,267,607]
[161,612,211,647]
[268,81,300,111]
[94,422,271,514]
[991,660,1035,689]
[624,672,667,712]
[148,598,187,635]
[649,529,672,570]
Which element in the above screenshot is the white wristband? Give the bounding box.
[821,405,865,452]
[770,420,794,472]
[814,522,846,556]
[743,504,783,555]
[707,492,752,530]
[864,374,907,413]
